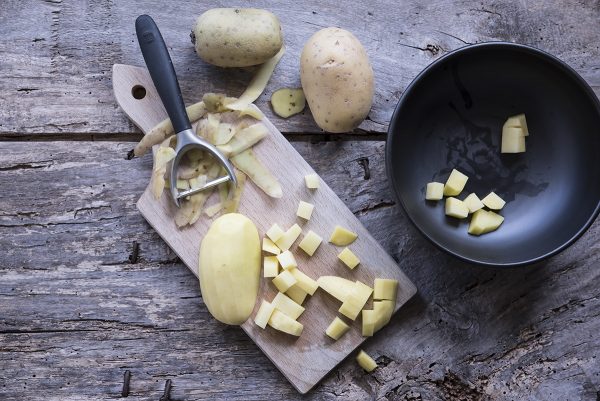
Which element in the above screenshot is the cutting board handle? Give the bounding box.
[112,64,168,135]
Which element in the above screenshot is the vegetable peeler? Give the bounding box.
[135,15,237,207]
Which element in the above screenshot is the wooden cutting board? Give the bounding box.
[112,64,417,393]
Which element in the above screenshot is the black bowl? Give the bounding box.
[386,42,600,266]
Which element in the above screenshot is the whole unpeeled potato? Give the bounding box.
[300,27,374,133]
[191,8,283,68]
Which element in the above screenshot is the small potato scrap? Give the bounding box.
[271,88,306,118]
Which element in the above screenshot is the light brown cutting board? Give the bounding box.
[112,64,417,393]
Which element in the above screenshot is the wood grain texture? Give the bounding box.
[113,64,416,393]
[1,0,600,399]
[0,141,598,400]
[1,0,600,137]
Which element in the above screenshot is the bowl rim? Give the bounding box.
[385,41,600,267]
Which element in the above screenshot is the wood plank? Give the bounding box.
[1,0,600,136]
[114,64,416,393]
[1,140,599,400]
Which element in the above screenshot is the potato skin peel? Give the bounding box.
[131,101,207,158]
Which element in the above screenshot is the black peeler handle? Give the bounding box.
[135,15,191,133]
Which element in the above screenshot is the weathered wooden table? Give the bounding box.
[1,1,599,400]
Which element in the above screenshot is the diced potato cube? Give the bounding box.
[289,268,318,295]
[254,300,276,329]
[296,201,314,220]
[325,316,350,340]
[373,300,394,331]
[275,224,302,251]
[268,309,303,336]
[305,174,320,189]
[266,223,285,242]
[272,292,305,320]
[443,169,468,196]
[425,182,444,201]
[362,310,377,337]
[501,126,526,153]
[339,281,373,320]
[285,285,308,305]
[338,248,360,269]
[373,279,398,301]
[329,225,358,246]
[356,350,377,372]
[263,256,279,278]
[468,209,504,236]
[445,197,469,219]
[262,237,281,255]
[481,191,506,210]
[463,193,484,213]
[276,250,297,270]
[483,210,504,233]
[317,276,355,303]
[504,113,529,136]
[272,270,297,292]
[298,230,323,256]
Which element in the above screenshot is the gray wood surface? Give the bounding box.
[1,0,600,137]
[1,0,599,400]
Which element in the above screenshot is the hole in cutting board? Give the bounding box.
[131,85,146,100]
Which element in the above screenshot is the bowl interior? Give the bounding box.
[387,43,600,266]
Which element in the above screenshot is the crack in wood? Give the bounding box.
[0,132,387,143]
[0,216,120,228]
[0,161,53,171]
[356,157,371,180]
[356,201,396,215]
